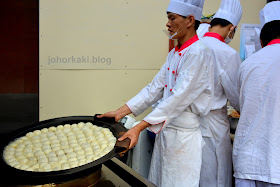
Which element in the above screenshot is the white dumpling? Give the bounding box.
[13,163,21,169]
[16,155,26,160]
[26,157,37,165]
[6,159,19,167]
[64,147,73,154]
[70,143,78,148]
[41,128,49,134]
[26,132,34,138]
[33,130,41,136]
[77,154,85,160]
[67,152,77,159]
[49,126,56,132]
[69,160,79,168]
[42,164,52,171]
[85,150,94,156]
[64,124,71,129]
[52,146,61,152]
[48,156,58,163]
[68,157,77,162]
[19,164,29,170]
[31,163,40,170]
[85,122,93,128]
[55,150,64,156]
[38,157,48,164]
[77,122,85,128]
[76,150,85,156]
[37,154,47,160]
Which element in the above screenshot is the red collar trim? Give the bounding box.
[203,32,225,43]
[267,39,280,46]
[175,35,199,52]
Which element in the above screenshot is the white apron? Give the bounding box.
[199,107,232,187]
[148,111,205,187]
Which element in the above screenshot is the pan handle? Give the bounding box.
[115,132,131,157]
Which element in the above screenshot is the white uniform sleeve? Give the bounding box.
[146,49,214,133]
[126,63,166,116]
[220,52,241,111]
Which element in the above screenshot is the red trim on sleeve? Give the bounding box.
[147,120,166,134]
[203,32,225,43]
[267,39,280,46]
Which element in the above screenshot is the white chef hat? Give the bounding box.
[259,1,280,29]
[197,23,210,39]
[213,0,242,26]
[166,0,205,21]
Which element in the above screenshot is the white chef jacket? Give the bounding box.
[126,35,214,187]
[199,32,241,187]
[233,39,280,184]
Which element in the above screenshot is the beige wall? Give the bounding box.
[40,0,170,121]
[40,0,266,121]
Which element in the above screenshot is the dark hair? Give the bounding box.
[260,20,280,47]
[195,20,200,30]
[210,18,232,27]
[181,15,200,30]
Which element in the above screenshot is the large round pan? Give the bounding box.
[0,115,130,185]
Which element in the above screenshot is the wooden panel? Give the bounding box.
[0,0,38,93]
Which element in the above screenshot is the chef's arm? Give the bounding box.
[97,104,132,122]
[118,120,149,149]
[222,52,241,112]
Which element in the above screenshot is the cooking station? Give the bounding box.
[0,116,156,187]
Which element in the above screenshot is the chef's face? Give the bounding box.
[166,13,190,39]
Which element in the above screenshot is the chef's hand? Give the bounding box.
[118,120,150,149]
[97,105,132,122]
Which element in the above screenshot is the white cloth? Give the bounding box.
[199,35,241,187]
[127,37,214,187]
[213,0,242,26]
[200,35,240,111]
[233,43,280,184]
[259,1,280,28]
[197,23,210,39]
[149,111,204,187]
[236,178,280,187]
[166,0,205,21]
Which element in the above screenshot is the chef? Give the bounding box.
[97,0,216,186]
[233,1,280,186]
[198,0,242,186]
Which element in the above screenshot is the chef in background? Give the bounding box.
[197,0,242,186]
[233,1,280,186]
[97,0,216,186]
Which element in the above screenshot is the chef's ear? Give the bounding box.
[187,15,195,28]
[260,39,264,48]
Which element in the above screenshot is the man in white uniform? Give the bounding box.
[233,1,280,186]
[97,0,215,186]
[198,0,242,186]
